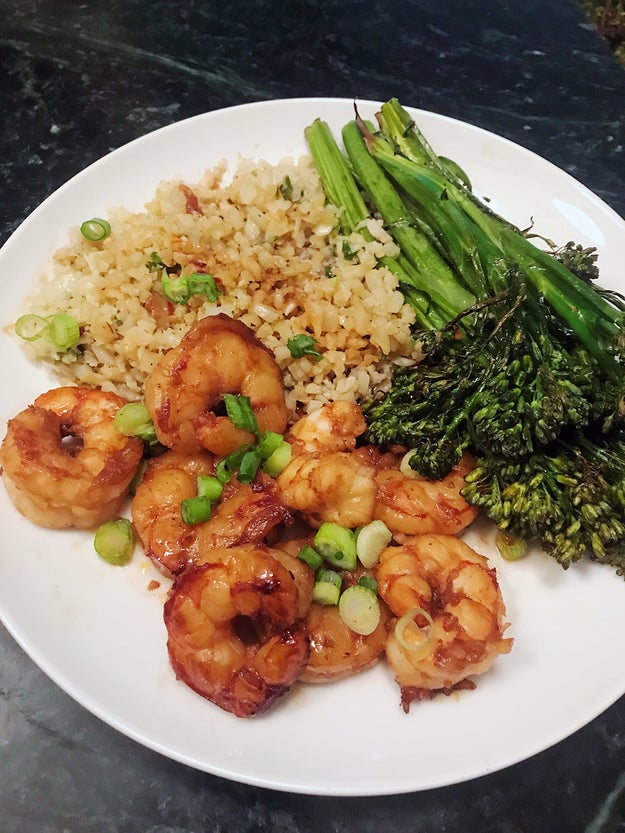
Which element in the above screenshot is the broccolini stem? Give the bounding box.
[305,118,446,331]
[341,119,476,322]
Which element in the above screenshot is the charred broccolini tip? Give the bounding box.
[462,431,625,573]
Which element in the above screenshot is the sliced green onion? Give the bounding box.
[94,518,134,566]
[113,401,157,443]
[357,575,378,594]
[14,314,50,342]
[181,495,213,525]
[399,450,421,480]
[279,175,294,200]
[161,273,190,304]
[215,457,234,484]
[224,394,261,436]
[236,448,262,484]
[262,440,292,477]
[338,585,380,635]
[196,474,223,502]
[313,522,357,570]
[356,520,392,568]
[257,431,285,460]
[297,544,324,570]
[47,313,80,350]
[496,530,528,561]
[188,272,221,301]
[395,605,434,653]
[287,333,323,362]
[313,568,343,606]
[80,217,111,242]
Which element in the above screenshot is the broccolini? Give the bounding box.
[305,98,625,572]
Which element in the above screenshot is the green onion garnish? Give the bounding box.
[94,518,134,566]
[188,272,221,301]
[196,474,223,502]
[394,606,434,654]
[338,584,380,635]
[47,313,80,350]
[113,401,157,443]
[181,495,213,525]
[14,314,50,342]
[224,394,261,436]
[313,522,357,570]
[257,431,284,460]
[356,520,392,568]
[313,568,343,606]
[262,440,292,477]
[237,448,262,484]
[161,273,191,304]
[80,217,111,242]
[297,545,324,570]
[357,575,378,594]
[287,333,323,362]
[496,530,528,561]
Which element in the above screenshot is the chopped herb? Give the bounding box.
[188,272,221,302]
[279,175,294,200]
[80,217,111,242]
[287,333,323,361]
[161,273,191,304]
[223,394,261,436]
[341,239,360,261]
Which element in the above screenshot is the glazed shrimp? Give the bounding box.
[144,314,287,456]
[132,450,292,576]
[0,386,143,529]
[373,453,478,539]
[301,569,391,683]
[377,534,512,711]
[164,544,310,717]
[276,402,377,528]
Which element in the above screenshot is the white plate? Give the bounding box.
[1,98,625,796]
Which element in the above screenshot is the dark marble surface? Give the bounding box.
[2,1,625,830]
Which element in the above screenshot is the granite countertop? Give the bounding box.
[2,1,625,831]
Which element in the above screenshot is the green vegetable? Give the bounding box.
[306,98,625,573]
[261,440,292,477]
[495,530,529,562]
[356,520,392,568]
[313,568,343,606]
[313,522,357,570]
[224,394,261,436]
[181,495,213,525]
[297,544,324,570]
[14,314,50,342]
[237,447,262,483]
[287,333,323,361]
[161,273,190,304]
[113,401,157,444]
[187,272,221,301]
[196,475,223,502]
[94,519,134,566]
[47,313,80,350]
[394,605,433,653]
[338,584,380,635]
[80,217,111,241]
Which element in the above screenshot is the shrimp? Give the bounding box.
[376,534,512,711]
[132,449,292,576]
[373,453,478,539]
[276,402,377,528]
[144,314,287,456]
[301,568,391,683]
[164,544,310,717]
[0,386,143,529]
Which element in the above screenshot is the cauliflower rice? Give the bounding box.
[17,155,418,416]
